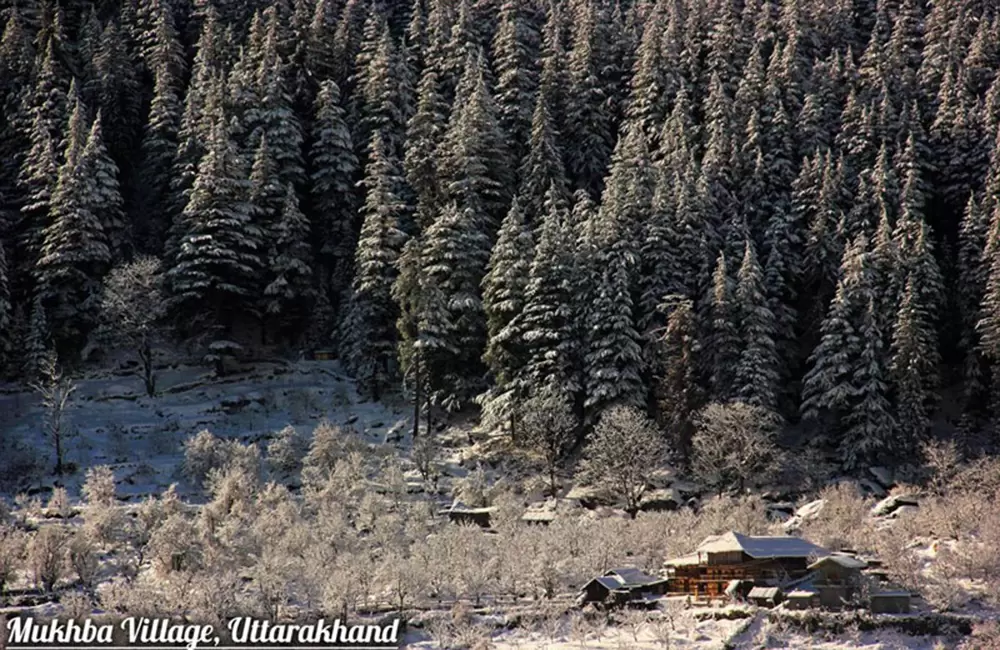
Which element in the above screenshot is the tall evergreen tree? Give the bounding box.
[492,0,540,169]
[734,239,780,411]
[167,113,261,340]
[341,129,408,399]
[264,183,315,335]
[309,81,359,299]
[891,273,939,456]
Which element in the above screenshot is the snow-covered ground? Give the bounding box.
[0,359,412,500]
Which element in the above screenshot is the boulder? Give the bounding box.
[795,499,826,520]
[889,504,919,519]
[565,484,617,508]
[869,466,894,488]
[871,494,919,517]
[639,488,681,512]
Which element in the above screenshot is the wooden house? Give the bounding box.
[747,586,783,607]
[439,502,495,528]
[663,532,831,599]
[577,568,670,607]
[808,553,868,609]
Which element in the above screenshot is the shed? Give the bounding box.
[578,568,669,606]
[439,502,495,528]
[747,586,783,607]
[785,588,820,610]
[521,510,557,525]
[870,591,911,614]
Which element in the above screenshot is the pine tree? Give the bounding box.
[135,51,183,253]
[652,296,699,460]
[482,198,534,386]
[80,114,127,263]
[564,0,613,197]
[405,65,448,230]
[309,81,359,298]
[891,273,939,456]
[734,240,780,411]
[707,252,740,402]
[36,102,112,356]
[843,296,895,468]
[492,0,539,169]
[264,183,315,334]
[517,86,568,224]
[436,49,512,226]
[87,20,142,169]
[514,186,584,406]
[23,292,52,380]
[583,247,644,419]
[167,113,262,338]
[416,201,492,410]
[341,129,408,400]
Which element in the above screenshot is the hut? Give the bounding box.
[747,586,783,607]
[439,502,495,528]
[578,568,669,607]
[808,553,868,609]
[870,590,911,614]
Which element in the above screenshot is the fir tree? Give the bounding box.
[652,296,699,461]
[36,104,112,356]
[0,237,10,369]
[341,129,408,400]
[843,296,895,468]
[167,113,262,338]
[517,86,568,224]
[734,240,780,411]
[79,114,127,263]
[436,49,512,226]
[707,252,739,402]
[309,81,359,298]
[23,292,51,380]
[891,273,939,456]
[583,248,644,419]
[492,0,540,169]
[416,201,492,410]
[482,198,534,386]
[264,183,315,335]
[405,65,448,230]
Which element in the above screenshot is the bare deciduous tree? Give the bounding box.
[99,258,169,397]
[691,402,783,494]
[31,351,77,475]
[27,526,68,593]
[520,383,576,495]
[578,406,666,518]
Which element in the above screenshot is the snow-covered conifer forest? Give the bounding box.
[5,0,1000,647]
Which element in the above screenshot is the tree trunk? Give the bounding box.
[139,339,155,397]
[53,423,63,475]
[413,363,421,439]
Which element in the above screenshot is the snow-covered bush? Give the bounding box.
[183,429,228,484]
[82,465,117,507]
[267,425,306,474]
[27,525,68,592]
[0,527,25,599]
[68,530,100,590]
[183,429,260,487]
[147,513,202,574]
[46,487,72,518]
[61,590,95,618]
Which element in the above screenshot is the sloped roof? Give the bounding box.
[664,552,701,567]
[697,532,830,559]
[606,568,663,586]
[748,586,782,599]
[808,553,867,570]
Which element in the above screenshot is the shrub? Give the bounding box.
[183,429,228,485]
[47,487,73,519]
[0,527,26,599]
[82,466,117,507]
[68,531,100,590]
[147,514,202,574]
[267,425,306,474]
[27,526,68,592]
[61,590,95,618]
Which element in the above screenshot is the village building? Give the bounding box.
[577,568,670,608]
[663,532,831,599]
